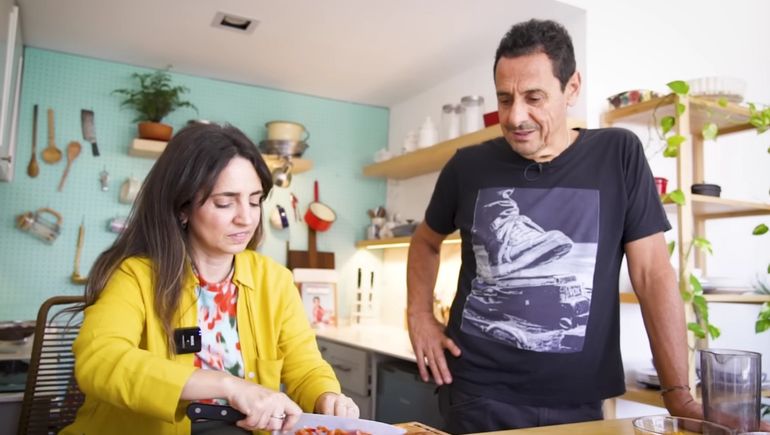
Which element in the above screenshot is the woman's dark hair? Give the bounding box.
[84,123,273,352]
[493,19,576,90]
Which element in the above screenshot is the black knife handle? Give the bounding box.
[91,141,100,157]
[186,403,246,422]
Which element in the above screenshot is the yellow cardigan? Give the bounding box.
[62,251,340,435]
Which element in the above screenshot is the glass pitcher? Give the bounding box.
[700,348,762,432]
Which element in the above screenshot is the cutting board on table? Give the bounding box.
[286,228,335,270]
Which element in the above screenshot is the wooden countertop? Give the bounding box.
[397,418,637,435]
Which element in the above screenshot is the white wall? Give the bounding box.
[381,0,770,419]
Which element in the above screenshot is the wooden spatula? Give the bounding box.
[57,141,82,192]
[42,108,62,164]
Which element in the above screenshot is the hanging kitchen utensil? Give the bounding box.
[57,141,82,192]
[81,109,100,157]
[71,217,88,285]
[99,167,109,191]
[304,180,336,232]
[41,108,62,164]
[27,104,39,178]
[269,204,290,230]
[271,156,293,188]
[15,207,62,243]
[290,192,300,222]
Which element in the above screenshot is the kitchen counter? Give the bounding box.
[473,417,636,434]
[313,323,416,362]
[397,418,636,434]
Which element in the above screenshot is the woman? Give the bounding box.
[63,123,357,434]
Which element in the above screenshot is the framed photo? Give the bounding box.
[299,282,337,328]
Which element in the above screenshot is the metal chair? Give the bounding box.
[17,296,85,435]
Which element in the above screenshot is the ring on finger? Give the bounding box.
[270,413,286,420]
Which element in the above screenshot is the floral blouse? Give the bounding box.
[193,268,244,404]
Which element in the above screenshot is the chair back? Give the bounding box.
[17,295,85,435]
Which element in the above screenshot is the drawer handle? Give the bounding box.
[319,346,327,352]
[331,363,352,373]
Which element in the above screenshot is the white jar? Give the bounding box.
[417,116,438,148]
[440,104,460,141]
[460,95,485,134]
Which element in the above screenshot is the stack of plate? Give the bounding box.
[635,367,660,389]
[700,276,752,294]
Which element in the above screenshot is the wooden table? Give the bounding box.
[398,418,637,434]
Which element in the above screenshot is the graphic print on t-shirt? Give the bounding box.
[461,187,599,353]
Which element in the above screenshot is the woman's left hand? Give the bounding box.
[314,392,359,418]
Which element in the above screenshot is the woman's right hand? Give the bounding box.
[223,376,303,432]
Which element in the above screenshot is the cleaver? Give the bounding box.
[81,109,100,156]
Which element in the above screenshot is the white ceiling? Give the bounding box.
[16,0,582,107]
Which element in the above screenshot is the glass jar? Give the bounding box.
[460,95,485,134]
[440,104,460,141]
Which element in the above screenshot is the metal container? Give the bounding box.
[258,139,309,157]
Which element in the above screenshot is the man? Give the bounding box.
[407,19,702,433]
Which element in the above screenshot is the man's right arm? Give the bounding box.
[406,222,461,385]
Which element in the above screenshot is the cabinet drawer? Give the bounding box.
[317,339,370,396]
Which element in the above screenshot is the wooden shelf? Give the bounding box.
[363,119,585,180]
[602,95,754,136]
[356,231,460,249]
[127,139,312,173]
[662,194,770,219]
[620,292,770,304]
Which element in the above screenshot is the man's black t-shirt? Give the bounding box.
[424,128,670,406]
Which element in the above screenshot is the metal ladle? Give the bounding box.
[271,157,293,188]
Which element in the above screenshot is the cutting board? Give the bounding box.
[286,228,335,270]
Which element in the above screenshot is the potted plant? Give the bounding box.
[113,68,197,141]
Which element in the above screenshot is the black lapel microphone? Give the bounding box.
[524,161,547,181]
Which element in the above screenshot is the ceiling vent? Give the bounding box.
[211,12,258,34]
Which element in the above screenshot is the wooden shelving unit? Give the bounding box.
[662,194,770,219]
[605,91,770,412]
[356,231,460,250]
[363,119,585,180]
[127,138,313,173]
[619,292,770,304]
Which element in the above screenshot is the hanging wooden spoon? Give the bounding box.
[41,108,62,164]
[57,141,82,192]
[27,104,39,177]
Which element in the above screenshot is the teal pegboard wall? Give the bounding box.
[0,48,388,320]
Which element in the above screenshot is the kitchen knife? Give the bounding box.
[186,404,406,434]
[186,403,246,423]
[81,109,100,156]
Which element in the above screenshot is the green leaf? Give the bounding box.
[692,237,713,255]
[667,135,686,147]
[717,97,728,107]
[667,80,690,95]
[661,116,676,134]
[767,145,770,154]
[687,322,706,339]
[767,263,770,274]
[752,223,768,235]
[702,122,718,141]
[668,189,686,205]
[667,241,676,257]
[663,144,679,158]
[680,289,692,302]
[693,295,708,318]
[707,324,721,339]
[689,274,704,295]
[757,320,770,333]
[676,103,686,116]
